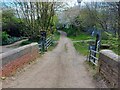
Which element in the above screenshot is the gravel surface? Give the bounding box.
[2,31,96,88]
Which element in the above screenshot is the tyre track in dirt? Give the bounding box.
[2,31,95,88]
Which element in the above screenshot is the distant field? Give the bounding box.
[69,32,119,55]
[68,32,94,41]
[68,32,92,56]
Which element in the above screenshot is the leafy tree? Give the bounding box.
[83,2,119,36]
[12,1,56,40]
[2,9,24,37]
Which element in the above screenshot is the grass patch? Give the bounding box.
[69,32,93,55]
[74,42,89,56]
[69,32,94,41]
[69,32,94,56]
[47,42,58,51]
[85,61,97,70]
[69,32,119,55]
[53,31,60,41]
[47,31,60,51]
[84,60,98,80]
[101,37,119,55]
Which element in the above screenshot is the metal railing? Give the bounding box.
[45,36,52,49]
[88,49,99,66]
[38,36,52,53]
[87,39,100,66]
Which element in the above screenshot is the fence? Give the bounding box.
[88,49,99,66]
[87,40,100,66]
[38,36,53,52]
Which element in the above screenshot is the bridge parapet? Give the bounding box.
[98,50,120,88]
[0,43,39,77]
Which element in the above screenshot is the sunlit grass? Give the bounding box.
[68,32,94,41]
[74,42,89,56]
[101,38,119,55]
[53,31,60,41]
[69,32,92,56]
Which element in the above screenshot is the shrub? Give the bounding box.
[2,31,9,41]
[20,40,32,46]
[1,33,23,45]
[101,31,112,40]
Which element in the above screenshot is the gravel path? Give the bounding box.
[2,31,96,88]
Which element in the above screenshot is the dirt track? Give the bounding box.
[2,31,96,88]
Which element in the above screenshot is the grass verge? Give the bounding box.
[84,60,97,79]
[47,31,60,51]
[68,32,94,41]
[101,38,119,55]
[69,32,94,56]
[53,31,60,41]
[74,42,89,56]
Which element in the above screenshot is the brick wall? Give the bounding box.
[98,50,120,88]
[0,43,40,77]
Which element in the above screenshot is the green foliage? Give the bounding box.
[52,15,59,27]
[1,31,9,41]
[63,25,78,36]
[48,33,60,51]
[69,32,91,55]
[20,40,32,46]
[1,33,23,45]
[53,31,60,41]
[101,37,119,55]
[101,31,112,40]
[2,9,24,37]
[7,37,22,43]
[74,42,89,56]
[69,32,93,41]
[13,2,56,40]
[85,61,97,70]
[101,32,109,40]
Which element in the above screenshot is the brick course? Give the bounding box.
[0,43,39,77]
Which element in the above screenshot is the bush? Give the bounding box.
[101,37,118,55]
[1,34,23,45]
[2,31,9,41]
[20,40,32,46]
[0,31,9,45]
[63,25,78,36]
[101,31,112,40]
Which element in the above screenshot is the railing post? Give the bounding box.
[40,31,46,53]
[38,35,53,53]
[94,33,100,62]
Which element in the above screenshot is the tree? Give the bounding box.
[12,1,56,40]
[2,8,24,37]
[76,2,119,37]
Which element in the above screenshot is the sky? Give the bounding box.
[1,0,120,8]
[1,0,78,8]
[1,0,77,7]
[1,0,120,2]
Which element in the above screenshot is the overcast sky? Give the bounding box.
[1,0,120,7]
[1,0,120,2]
